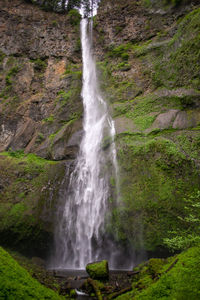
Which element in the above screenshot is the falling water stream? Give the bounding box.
[53,1,124,270]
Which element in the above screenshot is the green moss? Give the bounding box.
[69,289,76,298]
[86,260,109,280]
[107,43,131,60]
[132,40,152,57]
[93,15,98,29]
[1,151,56,167]
[42,114,55,123]
[134,115,156,130]
[97,60,140,102]
[5,66,20,86]
[116,246,200,299]
[109,133,200,252]
[64,63,82,78]
[0,247,63,299]
[148,258,166,277]
[0,153,61,256]
[6,149,25,158]
[149,8,200,89]
[57,90,73,106]
[176,132,200,160]
[114,62,131,71]
[114,92,182,130]
[135,246,200,299]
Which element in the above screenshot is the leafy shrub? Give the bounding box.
[32,59,47,71]
[68,9,81,26]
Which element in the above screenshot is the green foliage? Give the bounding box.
[68,9,81,26]
[2,151,55,168]
[121,52,129,61]
[176,132,200,160]
[110,132,200,252]
[132,40,152,57]
[115,246,200,299]
[107,43,131,60]
[134,115,156,131]
[114,93,182,130]
[149,8,200,89]
[96,60,140,103]
[7,149,25,158]
[0,247,63,299]
[0,152,59,255]
[5,66,20,86]
[42,114,55,123]
[93,16,98,29]
[6,249,67,296]
[64,63,82,78]
[57,90,73,106]
[115,62,131,71]
[134,246,200,299]
[163,190,200,251]
[32,58,47,72]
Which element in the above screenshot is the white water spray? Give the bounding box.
[53,2,120,269]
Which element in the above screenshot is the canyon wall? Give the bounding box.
[0,0,200,258]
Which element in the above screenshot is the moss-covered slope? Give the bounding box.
[0,246,63,299]
[114,245,200,299]
[0,151,65,257]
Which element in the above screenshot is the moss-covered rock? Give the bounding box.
[0,151,65,258]
[108,133,200,254]
[0,246,64,299]
[143,7,200,90]
[86,260,109,280]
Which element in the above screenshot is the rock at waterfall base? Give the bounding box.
[86,260,109,280]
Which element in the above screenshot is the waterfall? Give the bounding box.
[53,1,120,269]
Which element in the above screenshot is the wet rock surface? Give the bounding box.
[0,0,83,159]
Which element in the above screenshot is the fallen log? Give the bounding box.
[107,286,132,299]
[164,258,178,274]
[127,271,140,277]
[87,278,103,300]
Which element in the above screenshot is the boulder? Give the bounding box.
[151,109,179,130]
[86,260,109,280]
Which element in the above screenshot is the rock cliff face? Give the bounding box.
[0,0,200,258]
[93,0,200,255]
[0,0,82,159]
[0,0,82,256]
